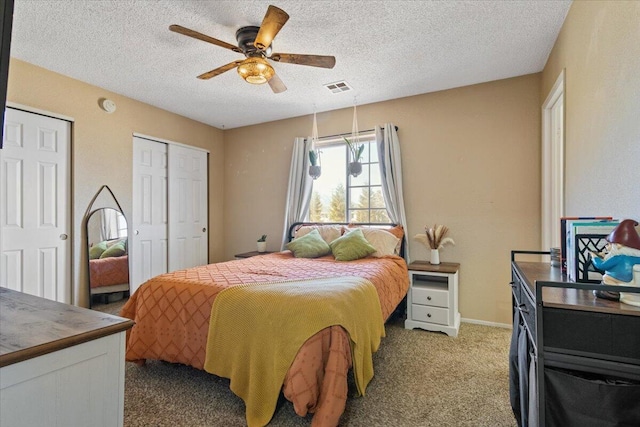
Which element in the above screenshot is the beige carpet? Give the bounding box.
[95,299,516,426]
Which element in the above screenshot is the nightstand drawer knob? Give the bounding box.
[427,296,432,301]
[427,313,432,318]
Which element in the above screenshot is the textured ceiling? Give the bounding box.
[10,0,571,129]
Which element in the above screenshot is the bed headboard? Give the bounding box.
[288,222,406,258]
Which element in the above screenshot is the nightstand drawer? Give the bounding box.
[411,305,449,325]
[412,287,448,308]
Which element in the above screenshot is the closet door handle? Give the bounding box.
[59,234,68,240]
[202,228,207,232]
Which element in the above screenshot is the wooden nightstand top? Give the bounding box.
[408,261,459,274]
[235,250,276,258]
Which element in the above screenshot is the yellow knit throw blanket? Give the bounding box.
[203,276,385,427]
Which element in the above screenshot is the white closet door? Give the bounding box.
[168,144,208,271]
[0,108,71,303]
[131,137,168,293]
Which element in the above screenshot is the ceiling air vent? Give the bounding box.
[323,80,352,93]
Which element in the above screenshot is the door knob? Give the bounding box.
[59,234,68,240]
[202,228,207,232]
[134,230,139,235]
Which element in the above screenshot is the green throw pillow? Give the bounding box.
[286,228,331,258]
[329,228,377,261]
[89,241,108,259]
[100,240,126,258]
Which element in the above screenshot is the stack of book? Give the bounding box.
[561,217,618,282]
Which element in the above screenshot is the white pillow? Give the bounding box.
[350,228,400,257]
[294,225,342,244]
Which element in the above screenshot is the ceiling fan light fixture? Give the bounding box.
[237,57,275,85]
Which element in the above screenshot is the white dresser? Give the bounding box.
[404,261,460,337]
[0,288,134,427]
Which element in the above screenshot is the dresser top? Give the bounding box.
[513,261,640,317]
[0,288,134,367]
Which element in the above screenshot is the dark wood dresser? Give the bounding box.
[509,251,640,427]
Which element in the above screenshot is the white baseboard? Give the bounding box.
[461,317,512,329]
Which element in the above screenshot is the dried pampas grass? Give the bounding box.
[414,224,455,250]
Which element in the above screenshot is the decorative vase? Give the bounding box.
[349,161,362,177]
[257,241,267,253]
[309,165,321,180]
[430,249,440,265]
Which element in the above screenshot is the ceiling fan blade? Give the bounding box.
[254,5,290,50]
[170,24,242,53]
[197,60,245,80]
[270,53,336,69]
[268,73,287,93]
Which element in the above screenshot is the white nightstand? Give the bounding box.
[404,261,460,337]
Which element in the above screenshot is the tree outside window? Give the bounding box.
[309,133,388,223]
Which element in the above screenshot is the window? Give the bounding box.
[101,209,128,240]
[309,133,389,223]
[116,212,128,238]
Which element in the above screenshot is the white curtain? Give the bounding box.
[376,124,410,261]
[281,137,313,249]
[100,209,119,241]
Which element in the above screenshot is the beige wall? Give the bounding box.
[225,74,542,325]
[542,1,640,219]
[6,59,225,307]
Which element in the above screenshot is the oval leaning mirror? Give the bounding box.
[85,186,130,308]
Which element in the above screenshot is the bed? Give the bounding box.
[88,238,130,302]
[89,254,129,290]
[121,223,409,426]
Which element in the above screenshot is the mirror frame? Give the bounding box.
[84,185,129,308]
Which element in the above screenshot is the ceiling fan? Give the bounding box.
[170,5,336,93]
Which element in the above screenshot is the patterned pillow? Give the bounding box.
[286,229,331,258]
[329,229,377,261]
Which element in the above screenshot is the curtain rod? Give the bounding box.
[319,125,399,140]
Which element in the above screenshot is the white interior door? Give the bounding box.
[168,144,208,271]
[0,108,71,303]
[131,136,168,293]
